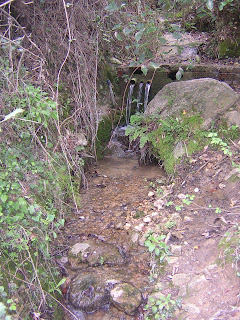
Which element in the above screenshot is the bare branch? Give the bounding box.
[0,0,15,8]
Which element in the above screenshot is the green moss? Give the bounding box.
[219,38,240,59]
[96,115,113,159]
[126,113,205,176]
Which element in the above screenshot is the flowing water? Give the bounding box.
[126,83,135,125]
[143,82,151,112]
[136,82,144,113]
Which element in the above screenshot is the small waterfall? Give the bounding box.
[136,81,144,112]
[144,81,151,112]
[126,81,135,125]
[107,79,116,106]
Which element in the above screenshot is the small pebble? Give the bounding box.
[148,191,155,197]
[178,193,187,199]
[184,216,193,222]
[194,187,199,193]
[124,223,131,230]
[219,183,226,189]
[134,223,144,231]
[143,216,151,223]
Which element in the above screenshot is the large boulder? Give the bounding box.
[145,78,240,128]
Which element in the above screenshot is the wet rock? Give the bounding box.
[148,191,155,197]
[134,223,144,232]
[170,213,182,226]
[178,193,187,199]
[145,78,240,129]
[68,274,110,313]
[110,282,142,315]
[154,281,169,291]
[68,239,126,269]
[124,223,131,230]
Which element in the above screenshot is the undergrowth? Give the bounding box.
[125,113,205,175]
[0,68,83,319]
[125,113,239,176]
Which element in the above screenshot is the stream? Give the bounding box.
[61,155,165,319]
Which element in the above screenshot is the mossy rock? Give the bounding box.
[219,38,240,59]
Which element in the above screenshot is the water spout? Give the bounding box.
[144,81,151,112]
[136,81,144,113]
[126,80,135,125]
[107,79,116,106]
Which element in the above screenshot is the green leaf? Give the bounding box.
[135,30,144,42]
[141,65,148,76]
[112,23,122,30]
[150,62,160,69]
[56,278,66,288]
[159,37,167,44]
[123,27,132,35]
[172,32,182,40]
[47,214,55,222]
[114,31,122,41]
[206,0,214,10]
[155,247,160,256]
[152,305,158,314]
[0,194,8,203]
[105,1,119,12]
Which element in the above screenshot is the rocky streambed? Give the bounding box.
[54,141,240,320]
[56,156,166,320]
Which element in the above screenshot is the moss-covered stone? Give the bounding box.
[219,38,240,59]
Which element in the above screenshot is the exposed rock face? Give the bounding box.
[145,78,240,128]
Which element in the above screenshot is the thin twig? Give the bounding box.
[0,0,15,8]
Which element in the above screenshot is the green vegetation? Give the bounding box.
[219,224,240,276]
[96,116,113,158]
[145,232,171,263]
[144,293,181,320]
[126,113,205,175]
[0,63,82,317]
[125,112,239,176]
